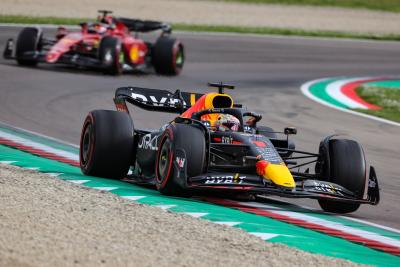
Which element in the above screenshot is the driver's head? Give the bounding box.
[94,24,107,34]
[98,15,113,25]
[215,114,240,132]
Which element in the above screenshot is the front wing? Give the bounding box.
[187,169,380,205]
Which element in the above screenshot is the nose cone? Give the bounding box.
[256,160,295,188]
[46,52,59,63]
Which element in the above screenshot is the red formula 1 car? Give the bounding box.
[3,10,184,75]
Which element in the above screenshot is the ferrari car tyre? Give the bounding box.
[99,36,123,75]
[156,124,205,195]
[256,126,277,139]
[318,139,366,213]
[152,36,184,75]
[16,27,42,66]
[80,110,134,179]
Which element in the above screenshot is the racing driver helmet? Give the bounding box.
[215,114,240,132]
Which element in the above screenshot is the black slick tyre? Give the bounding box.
[80,110,134,179]
[156,124,205,195]
[152,36,184,75]
[318,139,366,213]
[99,36,123,75]
[16,27,42,66]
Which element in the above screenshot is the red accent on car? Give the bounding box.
[252,141,266,147]
[256,160,269,176]
[213,137,222,142]
[155,128,174,189]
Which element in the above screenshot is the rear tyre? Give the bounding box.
[256,126,277,139]
[99,36,123,75]
[152,36,184,75]
[318,139,366,213]
[156,124,205,195]
[80,110,134,179]
[16,27,42,66]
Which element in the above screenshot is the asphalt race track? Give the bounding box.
[1,26,399,229]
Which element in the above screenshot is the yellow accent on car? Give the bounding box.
[264,164,295,188]
[130,46,139,62]
[190,94,196,106]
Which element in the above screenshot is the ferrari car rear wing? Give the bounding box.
[116,18,172,33]
[114,86,204,113]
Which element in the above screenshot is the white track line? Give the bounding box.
[214,221,242,227]
[249,232,280,240]
[155,205,177,210]
[0,129,79,160]
[325,77,371,109]
[69,180,90,184]
[259,196,400,234]
[301,79,400,127]
[92,187,118,191]
[46,172,63,177]
[0,160,17,164]
[339,216,400,234]
[121,196,146,201]
[182,212,208,218]
[0,121,79,148]
[239,202,400,248]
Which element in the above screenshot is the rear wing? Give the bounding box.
[116,18,171,33]
[114,86,204,114]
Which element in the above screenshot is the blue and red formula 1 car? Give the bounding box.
[3,10,184,75]
[79,82,380,213]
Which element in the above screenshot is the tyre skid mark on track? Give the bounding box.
[1,127,400,260]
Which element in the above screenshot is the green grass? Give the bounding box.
[173,23,400,41]
[355,86,400,123]
[1,15,400,41]
[218,0,400,13]
[0,15,84,25]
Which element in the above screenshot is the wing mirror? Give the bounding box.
[284,127,297,135]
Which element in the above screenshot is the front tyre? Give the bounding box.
[80,110,134,179]
[16,27,42,66]
[318,139,366,213]
[99,36,124,75]
[152,36,184,75]
[156,124,205,195]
